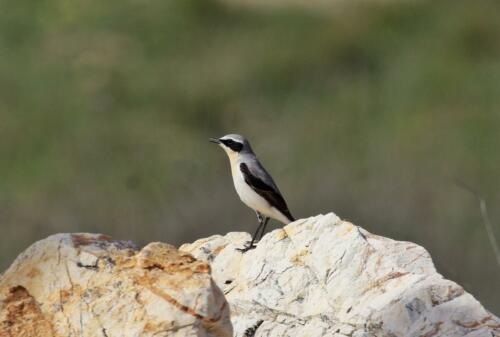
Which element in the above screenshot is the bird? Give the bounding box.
[209,134,295,252]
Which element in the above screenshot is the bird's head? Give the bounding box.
[209,134,252,159]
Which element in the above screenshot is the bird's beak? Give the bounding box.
[209,138,220,144]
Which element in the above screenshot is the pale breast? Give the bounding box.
[231,162,270,213]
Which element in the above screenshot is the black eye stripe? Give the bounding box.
[221,139,234,145]
[221,139,243,152]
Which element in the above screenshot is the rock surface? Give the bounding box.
[0,233,232,337]
[181,213,500,337]
[1,214,499,337]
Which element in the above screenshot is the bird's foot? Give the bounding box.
[236,242,257,253]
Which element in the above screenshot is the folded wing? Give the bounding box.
[240,162,295,222]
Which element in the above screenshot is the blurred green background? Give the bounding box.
[1,0,499,313]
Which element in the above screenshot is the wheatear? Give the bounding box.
[209,134,295,252]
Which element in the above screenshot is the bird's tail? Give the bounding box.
[284,211,295,224]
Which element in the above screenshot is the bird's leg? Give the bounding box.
[257,217,270,241]
[236,212,264,253]
[247,211,265,245]
[255,211,264,224]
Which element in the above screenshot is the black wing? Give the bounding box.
[240,163,295,222]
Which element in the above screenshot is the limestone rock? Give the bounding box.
[181,213,500,337]
[0,233,232,337]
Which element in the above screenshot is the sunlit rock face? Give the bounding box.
[181,213,500,337]
[0,233,232,337]
[1,213,498,337]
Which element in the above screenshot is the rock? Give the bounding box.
[180,213,500,337]
[2,214,498,337]
[0,233,232,337]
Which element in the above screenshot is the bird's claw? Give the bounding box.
[236,243,257,253]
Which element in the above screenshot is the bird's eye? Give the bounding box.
[225,139,234,145]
